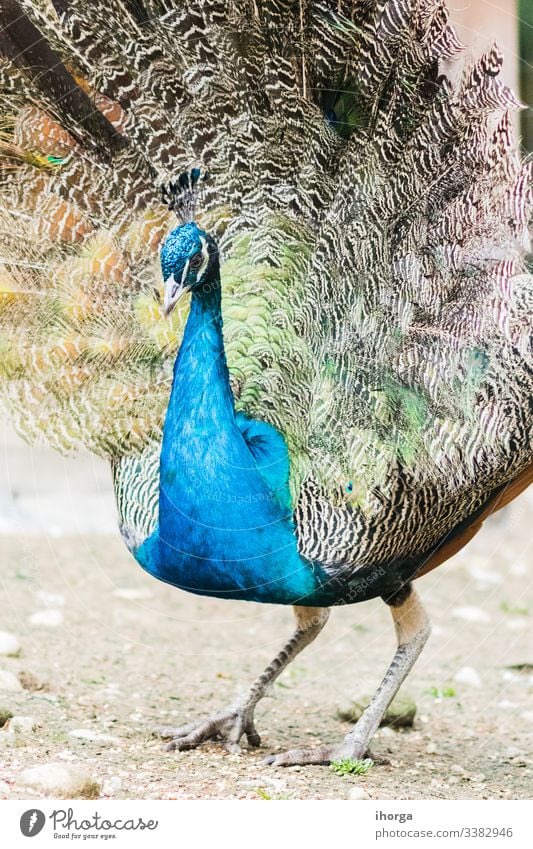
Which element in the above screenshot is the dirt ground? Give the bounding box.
[0,495,531,800]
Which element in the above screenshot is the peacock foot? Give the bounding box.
[153,703,261,754]
[264,739,389,768]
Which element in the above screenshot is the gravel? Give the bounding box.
[0,528,531,801]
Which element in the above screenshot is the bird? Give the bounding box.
[0,0,531,768]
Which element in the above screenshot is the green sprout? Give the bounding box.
[427,686,456,698]
[330,757,374,776]
[500,601,529,616]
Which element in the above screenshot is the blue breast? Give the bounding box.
[134,411,333,604]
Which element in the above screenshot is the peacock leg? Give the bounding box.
[154,606,330,754]
[265,585,431,767]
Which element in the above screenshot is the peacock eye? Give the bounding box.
[189,253,203,270]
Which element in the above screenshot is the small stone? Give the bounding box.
[68,728,120,744]
[18,670,48,692]
[498,700,518,710]
[35,591,65,607]
[19,762,101,799]
[337,692,417,728]
[467,567,503,587]
[0,632,20,657]
[451,764,466,775]
[0,780,10,794]
[102,776,123,795]
[348,787,370,800]
[506,620,527,631]
[0,705,13,726]
[471,773,487,782]
[426,743,438,754]
[113,588,153,600]
[8,716,38,734]
[452,606,490,623]
[29,609,63,627]
[0,731,17,747]
[520,711,533,724]
[506,746,522,759]
[0,670,22,692]
[454,666,482,688]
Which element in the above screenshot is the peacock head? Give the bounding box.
[160,222,218,316]
[160,170,217,317]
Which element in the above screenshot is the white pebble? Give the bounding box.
[509,562,528,577]
[29,609,63,627]
[348,787,370,800]
[0,780,10,793]
[467,567,503,587]
[501,670,521,682]
[0,632,20,657]
[18,762,100,798]
[35,591,65,607]
[8,716,38,734]
[113,588,153,600]
[0,669,22,692]
[102,776,123,795]
[498,700,518,710]
[452,606,491,623]
[68,728,120,744]
[506,619,527,631]
[520,711,533,724]
[451,764,466,775]
[0,731,17,747]
[506,746,522,758]
[426,743,438,754]
[454,666,482,688]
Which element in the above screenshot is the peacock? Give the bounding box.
[0,0,531,768]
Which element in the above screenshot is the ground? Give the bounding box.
[0,495,531,800]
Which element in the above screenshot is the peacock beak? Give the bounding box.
[163,270,189,317]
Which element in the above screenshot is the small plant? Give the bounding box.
[330,757,374,776]
[500,601,529,616]
[255,787,272,800]
[254,787,294,800]
[428,685,456,698]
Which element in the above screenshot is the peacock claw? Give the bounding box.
[264,740,387,768]
[152,705,261,754]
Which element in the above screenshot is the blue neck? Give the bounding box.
[139,262,329,604]
[160,270,234,476]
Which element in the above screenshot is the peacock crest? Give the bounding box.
[161,168,209,223]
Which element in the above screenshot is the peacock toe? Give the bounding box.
[152,705,261,754]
